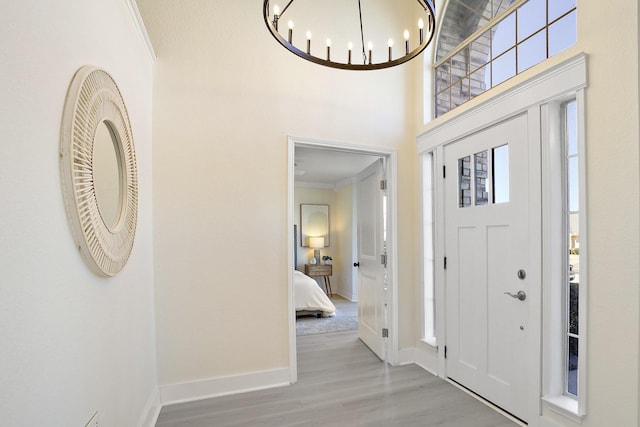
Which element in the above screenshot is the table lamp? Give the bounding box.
[309,236,325,265]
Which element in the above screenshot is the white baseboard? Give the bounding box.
[160,368,291,406]
[396,347,415,365]
[413,346,439,376]
[137,387,161,427]
[335,290,357,302]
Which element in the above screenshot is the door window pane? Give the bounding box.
[492,144,509,203]
[474,151,489,205]
[458,156,472,208]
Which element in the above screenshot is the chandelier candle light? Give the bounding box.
[263,0,436,71]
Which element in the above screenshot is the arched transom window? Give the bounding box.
[434,0,576,117]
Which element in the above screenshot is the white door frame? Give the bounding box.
[287,136,399,383]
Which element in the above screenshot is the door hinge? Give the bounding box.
[444,345,448,359]
[443,165,446,178]
[380,179,388,190]
[382,328,389,338]
[381,254,388,267]
[444,257,447,269]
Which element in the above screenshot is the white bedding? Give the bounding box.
[294,270,336,317]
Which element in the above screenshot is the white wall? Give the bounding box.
[0,1,158,426]
[138,0,420,397]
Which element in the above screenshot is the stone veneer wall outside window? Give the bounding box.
[434,0,576,117]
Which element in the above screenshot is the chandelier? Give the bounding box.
[263,0,436,71]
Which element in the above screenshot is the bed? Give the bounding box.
[294,270,336,317]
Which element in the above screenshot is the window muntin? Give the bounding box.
[434,0,577,117]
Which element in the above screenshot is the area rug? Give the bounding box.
[296,311,358,336]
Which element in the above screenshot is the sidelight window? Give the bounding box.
[542,94,586,421]
[564,100,580,397]
[422,153,436,343]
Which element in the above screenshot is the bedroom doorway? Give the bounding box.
[287,137,398,382]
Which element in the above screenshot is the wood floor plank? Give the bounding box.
[156,331,519,426]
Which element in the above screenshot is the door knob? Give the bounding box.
[353,262,360,267]
[504,290,527,301]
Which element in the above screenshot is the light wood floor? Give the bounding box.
[156,330,518,426]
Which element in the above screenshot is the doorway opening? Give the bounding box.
[287,136,398,383]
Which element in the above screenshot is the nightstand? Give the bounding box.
[305,264,333,296]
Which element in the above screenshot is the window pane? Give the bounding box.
[567,336,579,396]
[492,48,516,86]
[475,151,489,205]
[549,0,576,22]
[435,61,451,94]
[493,144,509,203]
[423,154,435,340]
[458,156,472,208]
[517,0,546,42]
[470,30,491,72]
[517,30,546,73]
[566,101,578,155]
[452,78,470,109]
[549,11,576,56]
[569,212,580,251]
[470,62,490,100]
[569,281,579,334]
[435,88,451,117]
[492,12,515,58]
[568,157,579,212]
[451,46,470,84]
[492,0,512,18]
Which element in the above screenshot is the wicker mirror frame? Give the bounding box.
[60,66,138,277]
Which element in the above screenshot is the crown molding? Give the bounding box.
[124,0,156,60]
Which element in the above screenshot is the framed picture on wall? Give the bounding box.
[300,204,329,247]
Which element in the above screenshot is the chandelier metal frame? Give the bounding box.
[263,0,436,71]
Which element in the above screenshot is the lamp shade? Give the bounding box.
[309,236,325,249]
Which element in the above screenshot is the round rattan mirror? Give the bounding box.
[60,66,138,277]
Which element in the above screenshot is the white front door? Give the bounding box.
[356,159,386,360]
[444,114,533,421]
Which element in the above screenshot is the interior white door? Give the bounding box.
[356,159,386,360]
[444,114,531,421]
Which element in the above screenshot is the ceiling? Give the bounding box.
[294,146,381,187]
